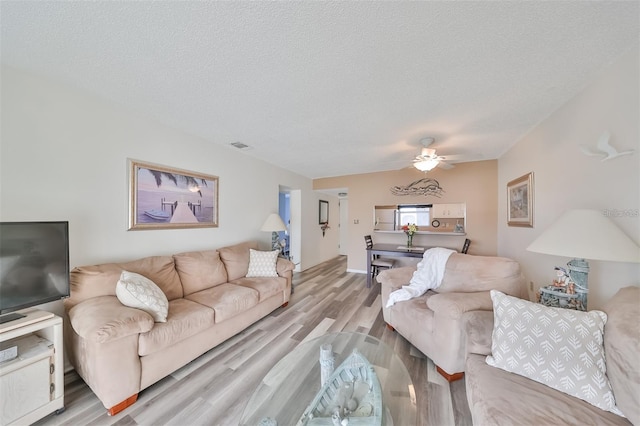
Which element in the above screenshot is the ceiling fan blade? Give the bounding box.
[438,154,467,161]
[437,161,455,170]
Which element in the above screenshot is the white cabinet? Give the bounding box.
[430,203,466,234]
[0,310,64,425]
[432,203,465,219]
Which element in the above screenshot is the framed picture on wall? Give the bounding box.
[507,171,534,227]
[128,159,219,230]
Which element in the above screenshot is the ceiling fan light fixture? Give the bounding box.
[421,147,436,157]
[414,158,440,171]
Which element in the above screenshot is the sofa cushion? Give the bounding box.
[119,256,184,301]
[426,292,493,320]
[116,271,169,322]
[185,283,260,323]
[603,286,640,424]
[138,298,215,356]
[246,249,279,277]
[173,250,228,296]
[231,276,286,302]
[439,254,525,297]
[218,241,259,281]
[487,290,622,415]
[67,255,183,308]
[466,353,629,426]
[69,296,155,343]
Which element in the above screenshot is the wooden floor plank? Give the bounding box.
[35,255,472,426]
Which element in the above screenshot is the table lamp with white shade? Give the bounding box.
[261,213,287,252]
[526,209,640,309]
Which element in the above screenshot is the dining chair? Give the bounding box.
[462,238,471,254]
[364,235,397,278]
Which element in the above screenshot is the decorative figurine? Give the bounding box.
[319,344,335,387]
[538,265,586,311]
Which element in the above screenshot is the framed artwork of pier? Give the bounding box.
[128,159,219,230]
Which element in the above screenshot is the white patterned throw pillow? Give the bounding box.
[116,271,169,322]
[486,290,623,416]
[246,249,279,278]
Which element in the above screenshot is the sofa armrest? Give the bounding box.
[377,266,415,290]
[377,267,416,307]
[68,296,154,343]
[426,291,493,320]
[463,310,494,356]
[276,258,295,276]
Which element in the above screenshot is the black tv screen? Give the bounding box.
[0,221,70,314]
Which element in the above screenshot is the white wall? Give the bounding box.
[316,193,341,264]
[498,47,640,309]
[0,66,340,318]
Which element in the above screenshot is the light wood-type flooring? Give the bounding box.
[35,256,472,426]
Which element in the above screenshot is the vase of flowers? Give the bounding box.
[402,223,418,247]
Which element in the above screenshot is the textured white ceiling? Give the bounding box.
[1,1,638,179]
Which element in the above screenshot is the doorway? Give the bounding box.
[278,191,290,258]
[339,198,348,255]
[280,186,301,272]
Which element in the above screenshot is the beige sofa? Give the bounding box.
[464,286,639,425]
[377,253,526,379]
[64,241,294,415]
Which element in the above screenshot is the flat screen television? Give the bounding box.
[0,221,70,323]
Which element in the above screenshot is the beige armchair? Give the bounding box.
[377,253,526,380]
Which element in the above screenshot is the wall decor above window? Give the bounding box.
[128,159,219,230]
[390,177,444,197]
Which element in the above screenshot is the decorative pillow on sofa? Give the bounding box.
[116,271,169,322]
[246,249,279,278]
[486,290,623,416]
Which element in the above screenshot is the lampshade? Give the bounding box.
[526,209,640,263]
[260,213,287,232]
[413,158,440,172]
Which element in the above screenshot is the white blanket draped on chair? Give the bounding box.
[385,247,455,308]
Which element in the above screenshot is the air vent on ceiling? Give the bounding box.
[230,142,251,150]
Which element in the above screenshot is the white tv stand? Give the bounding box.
[0,309,64,425]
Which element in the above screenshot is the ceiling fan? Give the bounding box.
[412,137,457,171]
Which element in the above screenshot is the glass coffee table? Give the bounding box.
[240,332,416,425]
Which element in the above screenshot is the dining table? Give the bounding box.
[366,243,435,288]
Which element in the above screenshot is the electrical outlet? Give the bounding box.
[529,281,534,291]
[353,219,359,224]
